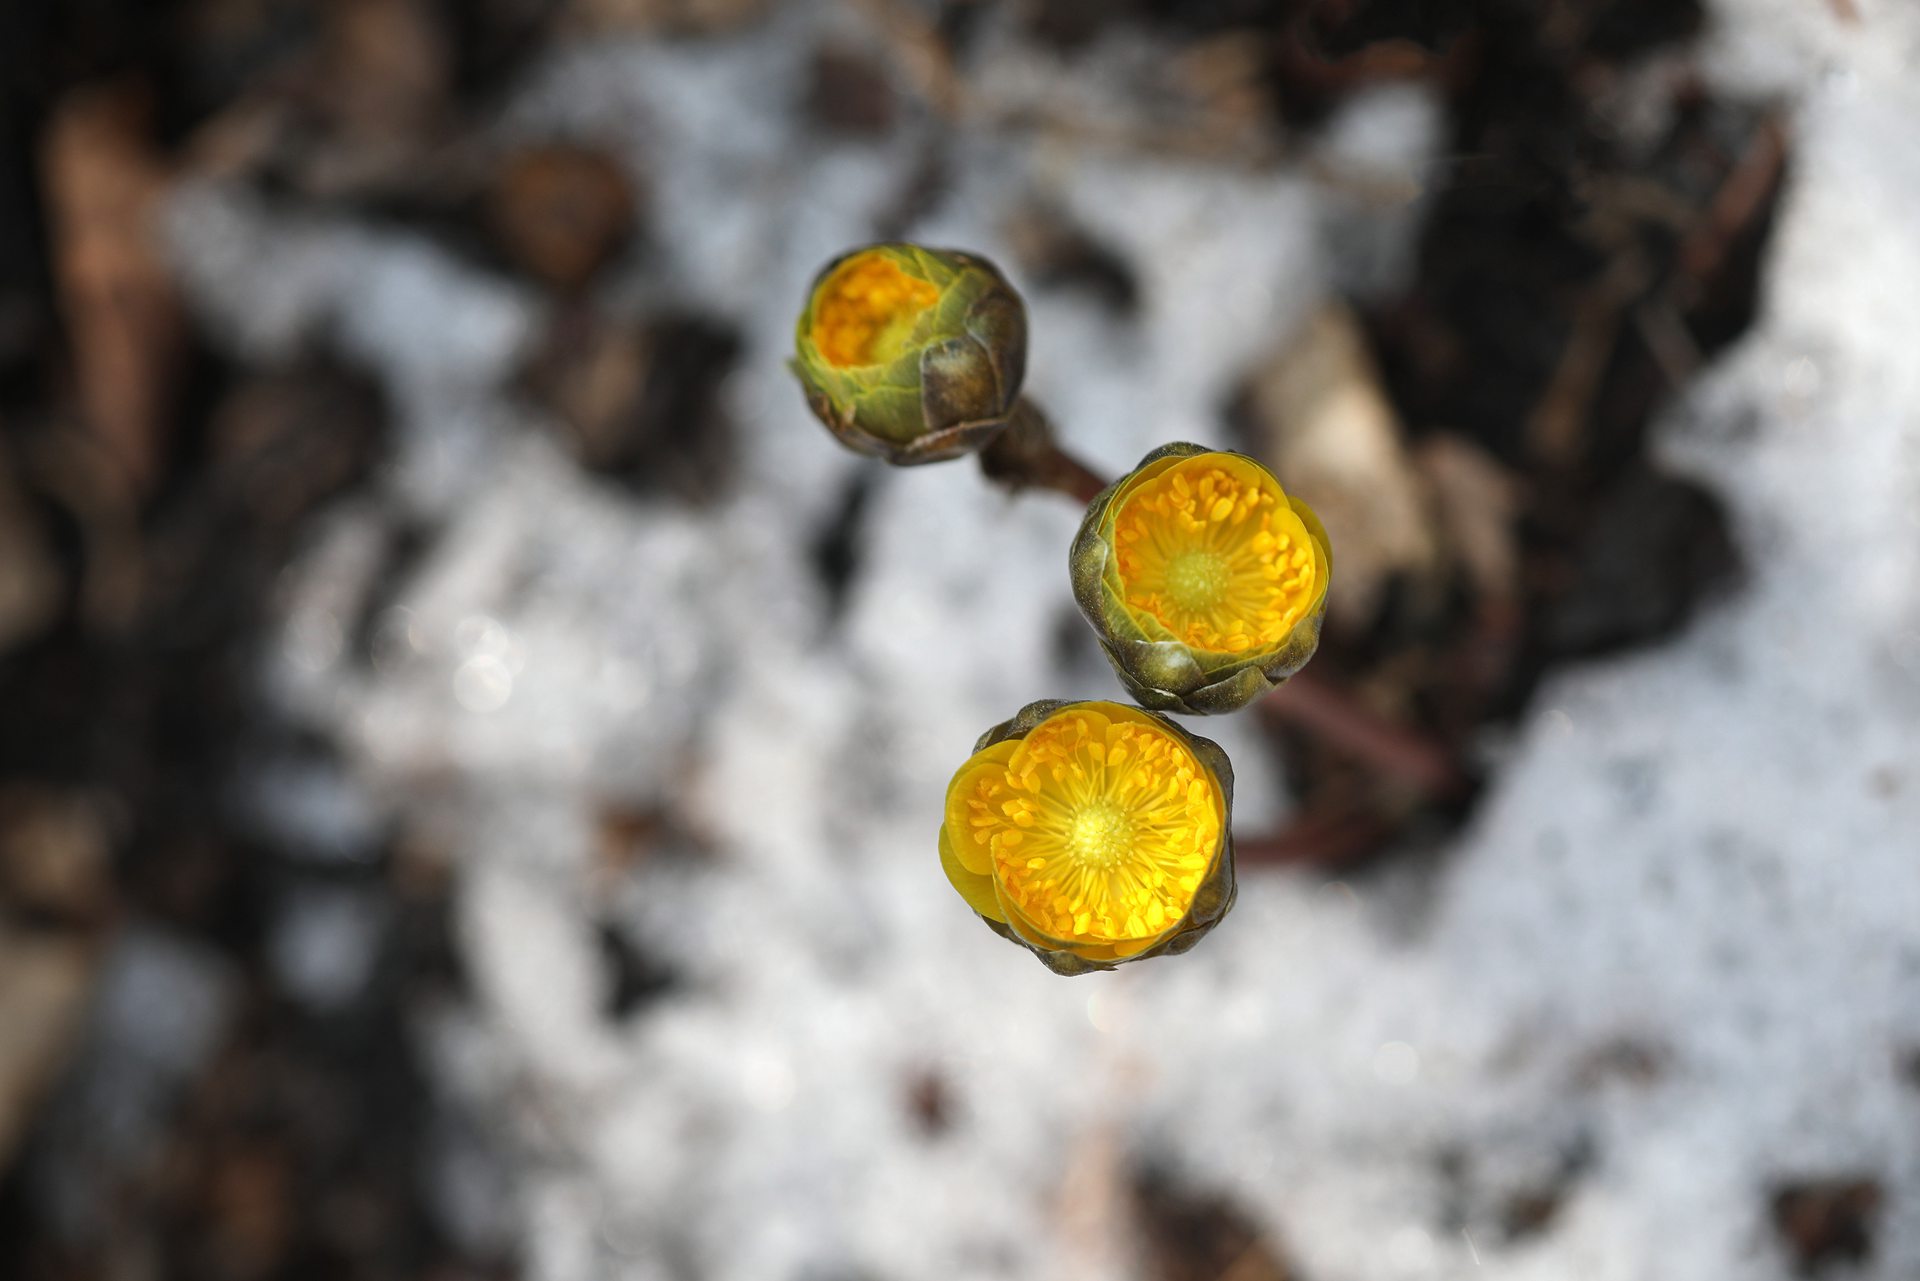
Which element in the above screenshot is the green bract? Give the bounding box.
[1069,442,1333,716]
[791,243,1027,465]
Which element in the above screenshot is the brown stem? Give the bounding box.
[1258,669,1467,799]
[1234,806,1397,870]
[977,399,1111,504]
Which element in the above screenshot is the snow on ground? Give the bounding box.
[164,1,1920,1278]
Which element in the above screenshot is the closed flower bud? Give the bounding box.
[791,243,1027,465]
[939,699,1236,975]
[1070,443,1332,715]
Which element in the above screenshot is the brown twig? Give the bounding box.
[1259,670,1468,799]
[1674,114,1788,294]
[1525,249,1649,468]
[1234,805,1398,869]
[43,82,182,500]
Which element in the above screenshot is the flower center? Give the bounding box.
[1111,456,1320,654]
[809,252,940,368]
[954,704,1222,946]
[1164,549,1228,613]
[1069,802,1133,867]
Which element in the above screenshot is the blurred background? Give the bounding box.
[2,0,1919,1278]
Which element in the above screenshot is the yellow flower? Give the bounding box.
[1070,443,1332,715]
[791,243,1028,465]
[939,699,1236,975]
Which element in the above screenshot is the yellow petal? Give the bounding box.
[1109,930,1171,959]
[1098,450,1191,532]
[1289,492,1334,578]
[994,878,1070,951]
[939,826,1006,923]
[941,737,1021,876]
[1207,450,1284,498]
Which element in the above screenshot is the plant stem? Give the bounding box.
[1258,670,1467,799]
[977,398,1109,505]
[1233,807,1396,869]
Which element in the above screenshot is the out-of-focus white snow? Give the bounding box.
[163,0,1920,1278]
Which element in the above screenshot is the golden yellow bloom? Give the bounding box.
[1113,453,1322,654]
[791,243,1028,465]
[939,700,1236,975]
[1071,443,1332,716]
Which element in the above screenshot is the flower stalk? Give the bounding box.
[975,399,1108,504]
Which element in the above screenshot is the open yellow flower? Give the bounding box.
[1070,443,1332,715]
[939,699,1236,975]
[791,243,1027,465]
